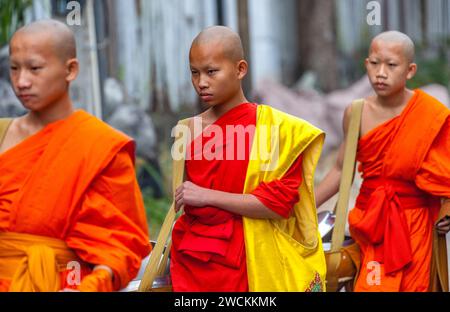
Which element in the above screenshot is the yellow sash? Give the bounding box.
[0,232,79,292]
[243,105,326,291]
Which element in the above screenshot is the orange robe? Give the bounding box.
[170,103,303,291]
[0,110,150,291]
[349,89,450,292]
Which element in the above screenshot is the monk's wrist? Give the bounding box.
[207,189,223,208]
[93,265,114,280]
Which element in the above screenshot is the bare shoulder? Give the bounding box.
[7,116,25,136]
[0,116,26,153]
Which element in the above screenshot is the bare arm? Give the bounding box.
[175,181,283,219]
[315,105,353,208]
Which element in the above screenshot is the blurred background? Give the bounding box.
[0,0,449,238]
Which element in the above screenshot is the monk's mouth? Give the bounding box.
[200,94,214,101]
[18,94,36,101]
[374,83,388,89]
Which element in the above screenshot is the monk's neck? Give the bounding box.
[26,95,75,129]
[376,88,414,110]
[210,91,248,120]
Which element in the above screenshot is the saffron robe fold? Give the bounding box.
[0,110,151,291]
[349,89,450,292]
[171,103,325,292]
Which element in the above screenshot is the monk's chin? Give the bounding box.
[21,103,45,112]
[201,101,219,109]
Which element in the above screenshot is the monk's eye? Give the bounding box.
[370,61,378,65]
[10,66,18,71]
[31,66,42,72]
[208,69,218,75]
[388,63,397,67]
[191,70,199,75]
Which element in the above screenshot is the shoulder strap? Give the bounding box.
[139,118,190,292]
[0,118,13,146]
[330,100,364,253]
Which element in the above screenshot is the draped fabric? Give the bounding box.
[349,90,450,292]
[0,111,150,291]
[171,103,305,291]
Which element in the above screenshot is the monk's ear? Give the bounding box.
[406,63,417,80]
[236,60,248,80]
[364,58,370,70]
[65,58,79,82]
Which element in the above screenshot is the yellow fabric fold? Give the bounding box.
[0,232,78,292]
[243,105,326,291]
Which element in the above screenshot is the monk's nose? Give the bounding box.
[376,64,387,79]
[16,70,32,90]
[198,74,209,89]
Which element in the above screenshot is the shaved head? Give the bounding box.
[12,19,76,62]
[191,26,244,62]
[370,31,415,63]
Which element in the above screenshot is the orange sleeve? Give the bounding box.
[65,147,151,290]
[416,117,450,198]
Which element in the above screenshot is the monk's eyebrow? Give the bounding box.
[190,63,219,71]
[26,56,47,64]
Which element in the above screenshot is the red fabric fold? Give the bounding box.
[251,155,303,218]
[171,104,257,291]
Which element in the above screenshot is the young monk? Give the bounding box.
[0,20,150,292]
[316,31,450,292]
[171,26,326,292]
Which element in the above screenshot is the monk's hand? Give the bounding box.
[175,181,210,212]
[77,265,114,292]
[436,216,450,235]
[436,199,450,235]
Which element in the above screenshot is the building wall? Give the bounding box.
[248,0,299,88]
[336,0,450,55]
[111,0,219,112]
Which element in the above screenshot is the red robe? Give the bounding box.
[0,111,150,291]
[170,103,303,291]
[349,90,450,291]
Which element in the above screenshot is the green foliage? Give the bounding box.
[408,57,450,90]
[409,60,449,89]
[137,158,172,239]
[138,113,183,239]
[142,189,171,240]
[0,0,33,47]
[117,65,126,84]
